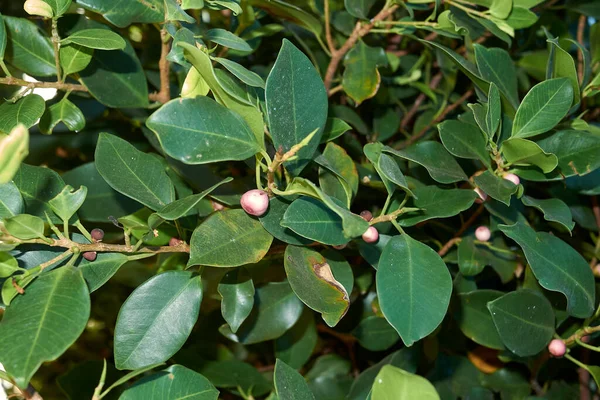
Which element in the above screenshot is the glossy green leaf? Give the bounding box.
[521,195,575,232]
[364,142,413,197]
[547,37,580,108]
[0,266,90,388]
[473,171,518,206]
[0,124,29,185]
[474,44,519,110]
[0,253,20,278]
[164,0,195,23]
[114,271,203,370]
[48,185,87,222]
[79,252,129,292]
[0,182,24,220]
[275,310,317,370]
[455,290,505,350]
[321,118,352,143]
[119,365,219,400]
[284,246,350,327]
[372,365,440,400]
[60,44,93,76]
[189,358,270,396]
[438,120,491,168]
[258,197,312,246]
[218,267,254,333]
[0,94,45,133]
[147,97,260,165]
[213,57,265,88]
[219,281,303,344]
[39,98,86,134]
[12,164,65,224]
[511,78,573,139]
[480,368,532,400]
[342,41,386,105]
[353,316,399,352]
[486,83,502,138]
[397,186,477,227]
[501,138,558,173]
[189,209,273,268]
[384,142,467,184]
[62,29,126,50]
[4,214,45,240]
[43,0,71,16]
[458,236,490,277]
[206,29,251,51]
[490,0,512,19]
[319,142,358,207]
[80,34,149,108]
[281,197,347,246]
[3,16,55,77]
[487,289,554,356]
[76,0,163,28]
[266,39,327,175]
[248,0,322,37]
[377,234,452,346]
[275,359,315,400]
[536,130,600,179]
[505,6,537,28]
[95,133,175,211]
[499,221,595,318]
[0,13,6,62]
[344,0,376,19]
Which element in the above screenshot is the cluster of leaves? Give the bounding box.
[1,0,600,399]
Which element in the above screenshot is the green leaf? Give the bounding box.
[498,221,595,318]
[281,197,347,246]
[213,57,265,88]
[0,94,45,133]
[4,214,45,240]
[266,39,327,175]
[62,162,141,222]
[80,33,148,108]
[486,83,502,138]
[258,197,312,246]
[321,118,352,143]
[95,133,175,211]
[114,271,203,370]
[344,0,376,19]
[164,0,195,23]
[457,236,489,277]
[455,290,505,350]
[206,28,251,51]
[0,182,23,220]
[364,142,413,197]
[180,42,265,145]
[0,124,29,185]
[44,0,71,17]
[319,142,359,207]
[473,171,518,206]
[12,164,66,224]
[397,186,477,227]
[60,44,93,76]
[119,365,219,400]
[358,234,391,270]
[62,29,126,50]
[521,195,575,232]
[247,0,322,37]
[511,78,573,139]
[275,359,315,400]
[487,289,554,356]
[505,6,537,28]
[342,41,386,105]
[189,209,273,268]
[474,44,519,110]
[219,281,303,344]
[547,36,580,108]
[218,267,254,334]
[0,13,7,62]
[501,138,558,173]
[284,246,350,327]
[275,310,317,370]
[3,16,55,77]
[372,365,440,400]
[146,97,260,165]
[39,98,86,134]
[187,358,270,396]
[353,316,399,352]
[438,120,491,168]
[377,234,452,346]
[0,266,90,388]
[76,0,163,28]
[48,185,87,222]
[384,142,467,184]
[79,252,129,292]
[490,0,512,19]
[0,253,20,278]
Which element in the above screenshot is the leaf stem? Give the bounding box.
[51,18,62,82]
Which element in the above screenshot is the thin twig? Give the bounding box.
[149,26,171,104]
[0,76,87,92]
[324,0,336,53]
[324,5,399,91]
[400,72,443,131]
[438,204,485,256]
[577,14,586,84]
[12,237,190,254]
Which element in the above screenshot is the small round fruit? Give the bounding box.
[169,237,184,247]
[83,251,97,262]
[240,189,269,217]
[91,228,104,242]
[360,210,373,221]
[503,173,520,186]
[474,188,487,203]
[548,339,566,357]
[362,226,379,243]
[475,226,491,242]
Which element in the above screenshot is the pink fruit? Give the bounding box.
[240,189,269,217]
[169,237,183,247]
[474,188,487,203]
[548,339,566,357]
[362,226,379,243]
[83,251,97,262]
[91,228,104,242]
[475,226,491,242]
[503,173,520,186]
[360,210,373,222]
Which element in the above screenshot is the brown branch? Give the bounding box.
[324,0,336,53]
[149,26,171,104]
[15,237,190,254]
[400,72,443,131]
[0,76,88,92]
[324,5,399,91]
[577,14,586,84]
[438,204,485,256]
